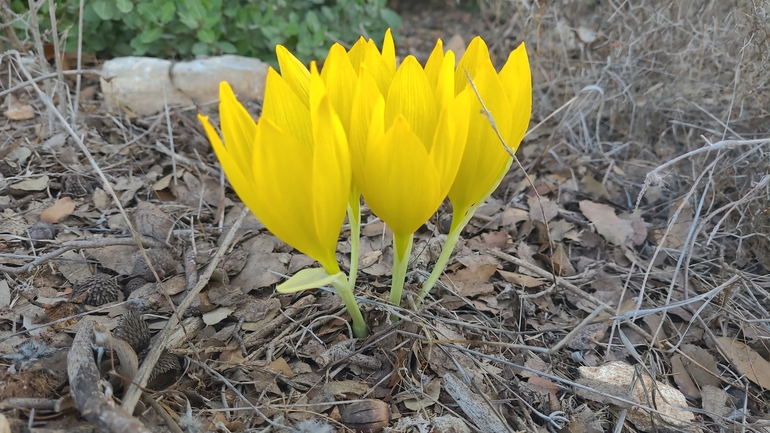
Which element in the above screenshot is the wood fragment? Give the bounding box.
[67,320,152,433]
[443,372,513,433]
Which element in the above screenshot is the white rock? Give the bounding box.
[100,55,268,116]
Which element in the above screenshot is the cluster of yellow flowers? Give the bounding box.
[199,30,531,338]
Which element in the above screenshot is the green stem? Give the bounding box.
[347,203,361,290]
[388,232,414,308]
[417,201,482,305]
[331,277,368,338]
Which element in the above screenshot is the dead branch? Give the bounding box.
[67,319,152,433]
[0,237,164,275]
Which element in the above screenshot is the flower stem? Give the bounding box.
[416,202,481,305]
[331,277,368,338]
[347,203,361,290]
[388,232,414,308]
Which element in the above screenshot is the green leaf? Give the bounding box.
[92,0,117,20]
[158,2,176,24]
[197,27,216,43]
[218,40,237,53]
[277,268,345,293]
[191,41,210,56]
[137,26,163,44]
[380,8,401,29]
[115,0,133,14]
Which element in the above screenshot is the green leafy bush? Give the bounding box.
[10,0,401,63]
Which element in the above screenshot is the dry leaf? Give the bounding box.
[551,242,576,276]
[39,197,76,223]
[579,201,646,246]
[576,361,695,431]
[3,105,35,120]
[10,175,49,192]
[497,270,545,288]
[716,337,770,390]
[134,201,174,241]
[528,196,559,223]
[202,306,235,325]
[671,354,700,398]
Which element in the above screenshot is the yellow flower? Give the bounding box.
[448,39,532,228]
[198,65,350,276]
[350,42,470,261]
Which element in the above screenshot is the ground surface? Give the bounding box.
[0,0,769,432]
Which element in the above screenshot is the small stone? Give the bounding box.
[341,400,390,433]
[69,273,122,306]
[28,221,56,247]
[113,309,150,353]
[130,249,178,280]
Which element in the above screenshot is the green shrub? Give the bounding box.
[10,0,401,63]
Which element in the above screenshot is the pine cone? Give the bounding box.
[124,277,148,296]
[138,348,181,387]
[112,309,150,353]
[130,249,178,280]
[69,273,122,306]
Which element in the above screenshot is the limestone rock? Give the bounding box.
[100,55,268,116]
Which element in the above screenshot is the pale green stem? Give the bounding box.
[417,201,482,304]
[331,277,368,338]
[347,203,361,290]
[388,233,414,308]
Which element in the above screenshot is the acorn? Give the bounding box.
[112,309,150,353]
[130,249,178,280]
[341,400,390,433]
[69,273,122,306]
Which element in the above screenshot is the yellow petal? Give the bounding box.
[218,82,257,179]
[385,56,438,149]
[364,38,395,96]
[361,116,441,237]
[251,118,322,264]
[454,36,492,95]
[424,40,455,112]
[261,67,313,149]
[449,62,514,215]
[198,114,252,207]
[310,68,351,271]
[349,67,384,192]
[498,42,532,150]
[347,36,368,71]
[381,28,397,78]
[321,44,358,136]
[430,90,470,196]
[276,45,310,107]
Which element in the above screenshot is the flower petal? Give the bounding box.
[381,28,397,78]
[349,67,384,192]
[251,118,322,264]
[498,42,532,149]
[424,40,456,113]
[385,56,438,148]
[218,82,257,179]
[454,36,492,95]
[321,44,358,136]
[198,114,253,210]
[310,64,351,272]
[449,62,514,215]
[276,45,311,106]
[361,116,441,237]
[261,67,313,149]
[430,89,470,196]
